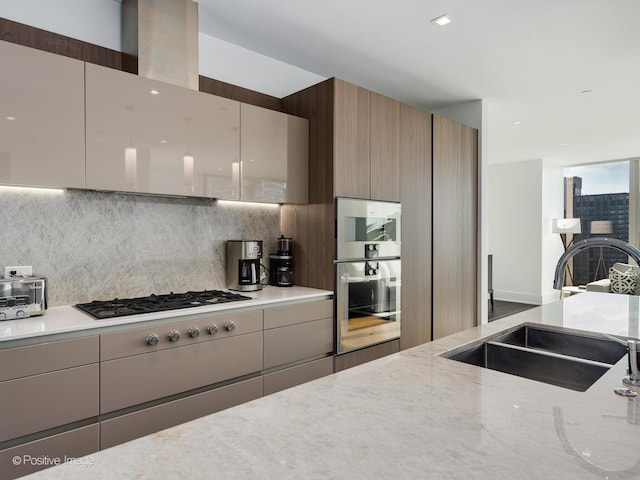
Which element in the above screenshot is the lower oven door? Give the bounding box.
[336,259,401,354]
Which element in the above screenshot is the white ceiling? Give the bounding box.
[196,0,640,167]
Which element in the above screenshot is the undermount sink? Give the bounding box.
[442,325,628,392]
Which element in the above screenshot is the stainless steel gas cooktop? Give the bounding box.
[75,290,252,319]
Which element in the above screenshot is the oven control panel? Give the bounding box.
[365,243,380,259]
[0,295,31,320]
[365,261,380,276]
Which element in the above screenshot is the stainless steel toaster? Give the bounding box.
[0,276,47,320]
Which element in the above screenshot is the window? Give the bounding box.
[563,161,629,285]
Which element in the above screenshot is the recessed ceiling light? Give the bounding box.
[511,121,521,125]
[5,116,15,121]
[430,14,451,26]
[150,89,160,95]
[160,140,167,144]
[559,143,569,147]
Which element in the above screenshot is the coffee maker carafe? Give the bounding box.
[269,235,294,287]
[226,240,263,291]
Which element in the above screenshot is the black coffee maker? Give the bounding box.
[269,235,294,287]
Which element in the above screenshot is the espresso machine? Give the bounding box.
[269,235,294,287]
[226,240,263,291]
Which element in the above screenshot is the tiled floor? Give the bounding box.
[488,300,537,322]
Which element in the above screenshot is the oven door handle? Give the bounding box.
[337,273,350,334]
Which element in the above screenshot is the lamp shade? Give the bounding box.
[552,218,581,234]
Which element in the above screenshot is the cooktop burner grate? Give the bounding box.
[75,290,252,319]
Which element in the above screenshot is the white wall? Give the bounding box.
[489,160,542,304]
[198,33,325,98]
[541,160,565,303]
[488,159,565,305]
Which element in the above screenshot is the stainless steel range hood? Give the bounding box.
[122,0,199,90]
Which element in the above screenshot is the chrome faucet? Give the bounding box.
[603,333,640,387]
[553,237,640,290]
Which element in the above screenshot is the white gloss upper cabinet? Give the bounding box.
[0,41,85,189]
[240,104,308,204]
[85,63,241,198]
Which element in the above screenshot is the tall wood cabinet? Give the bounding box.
[282,79,478,357]
[333,80,400,202]
[432,114,478,339]
[334,81,370,199]
[399,104,433,349]
[281,78,431,365]
[370,92,400,202]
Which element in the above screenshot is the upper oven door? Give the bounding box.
[336,197,401,261]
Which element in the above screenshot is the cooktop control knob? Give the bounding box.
[187,327,200,338]
[224,321,236,332]
[207,324,219,335]
[0,311,6,319]
[145,334,159,346]
[16,310,26,317]
[168,330,181,342]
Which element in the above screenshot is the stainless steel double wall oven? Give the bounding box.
[335,198,401,354]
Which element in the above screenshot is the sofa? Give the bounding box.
[585,262,640,295]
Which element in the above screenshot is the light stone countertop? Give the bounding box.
[0,286,333,344]
[24,292,640,479]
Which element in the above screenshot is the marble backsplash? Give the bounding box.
[0,188,282,306]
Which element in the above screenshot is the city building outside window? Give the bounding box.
[564,161,629,286]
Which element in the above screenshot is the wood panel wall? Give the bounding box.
[0,17,124,69]
[199,76,281,111]
[280,79,335,291]
[432,114,478,339]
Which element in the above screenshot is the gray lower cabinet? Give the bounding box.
[0,425,99,480]
[0,297,334,477]
[264,318,333,369]
[100,331,263,413]
[263,299,333,393]
[0,364,99,443]
[334,339,400,372]
[100,377,263,449]
[264,356,333,396]
[0,336,99,480]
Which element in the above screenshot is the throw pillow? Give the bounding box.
[609,265,638,295]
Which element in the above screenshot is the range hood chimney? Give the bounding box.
[122,0,199,90]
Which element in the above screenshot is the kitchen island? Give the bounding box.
[23,292,640,479]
